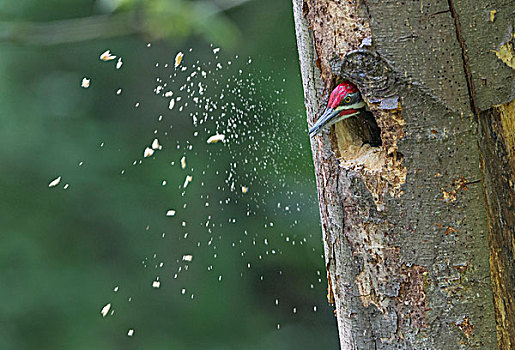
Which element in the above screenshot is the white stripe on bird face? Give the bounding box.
[334,101,366,111]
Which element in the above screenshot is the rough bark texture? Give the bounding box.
[292,0,514,349]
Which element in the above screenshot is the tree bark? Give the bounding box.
[292,0,514,349]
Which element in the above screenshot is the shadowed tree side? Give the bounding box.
[292,0,514,349]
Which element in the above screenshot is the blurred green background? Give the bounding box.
[0,0,339,349]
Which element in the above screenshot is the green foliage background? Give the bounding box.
[0,0,339,348]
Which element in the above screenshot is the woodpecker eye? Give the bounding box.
[344,96,351,103]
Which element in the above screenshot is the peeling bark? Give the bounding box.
[478,99,515,350]
[292,0,514,349]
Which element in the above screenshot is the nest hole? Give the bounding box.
[333,111,382,148]
[332,113,384,170]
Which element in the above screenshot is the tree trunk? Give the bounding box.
[292,0,514,349]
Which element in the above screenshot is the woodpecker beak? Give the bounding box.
[309,106,360,138]
[309,108,339,137]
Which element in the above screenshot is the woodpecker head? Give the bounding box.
[309,81,366,138]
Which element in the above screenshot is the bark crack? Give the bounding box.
[447,0,478,118]
[360,0,371,19]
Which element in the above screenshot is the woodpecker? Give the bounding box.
[309,81,381,146]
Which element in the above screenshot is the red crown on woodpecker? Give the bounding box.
[309,81,366,137]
